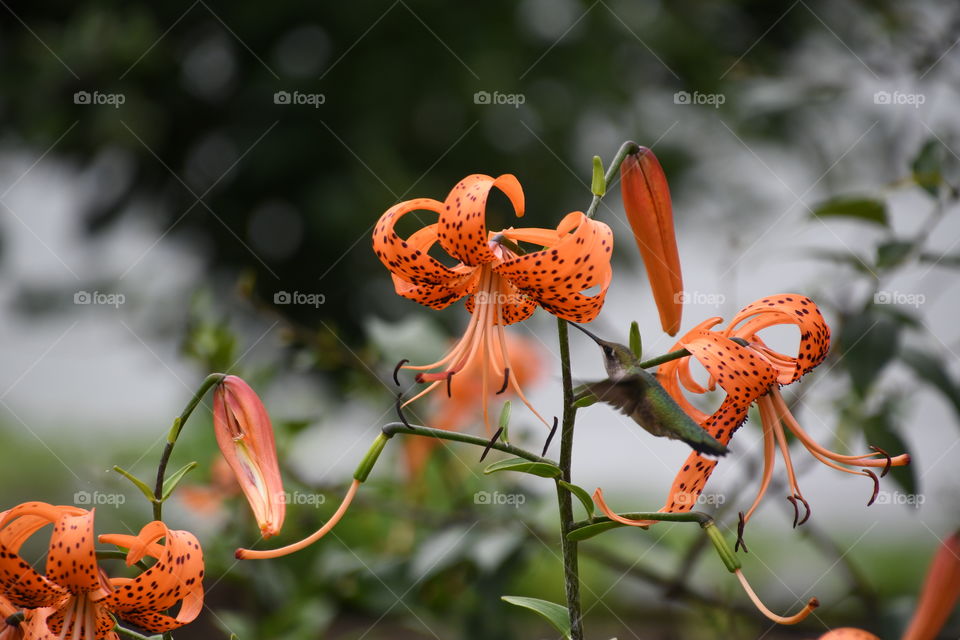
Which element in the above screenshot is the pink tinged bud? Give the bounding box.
[213,376,285,538]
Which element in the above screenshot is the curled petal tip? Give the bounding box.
[736,569,819,624]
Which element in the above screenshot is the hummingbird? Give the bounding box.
[569,323,729,457]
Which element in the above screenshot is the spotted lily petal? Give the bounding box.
[439,174,524,266]
[213,376,286,538]
[0,503,77,608]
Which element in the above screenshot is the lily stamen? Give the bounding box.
[735,569,819,624]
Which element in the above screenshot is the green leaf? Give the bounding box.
[484,457,561,479]
[862,408,916,497]
[813,196,888,226]
[876,240,914,270]
[558,480,595,520]
[919,251,960,269]
[838,312,901,396]
[902,349,960,420]
[573,393,599,408]
[810,249,875,275]
[911,138,943,198]
[591,155,606,196]
[629,321,642,359]
[160,461,199,501]
[112,466,156,503]
[501,596,571,639]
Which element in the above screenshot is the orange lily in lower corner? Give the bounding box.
[0,502,204,639]
[374,173,613,431]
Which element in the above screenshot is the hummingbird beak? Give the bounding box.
[568,322,603,345]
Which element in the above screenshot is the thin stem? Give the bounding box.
[585,141,640,219]
[381,422,555,465]
[556,317,583,639]
[95,550,150,572]
[114,625,161,640]
[153,373,226,521]
[638,347,691,369]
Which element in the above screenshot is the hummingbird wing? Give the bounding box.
[581,373,729,457]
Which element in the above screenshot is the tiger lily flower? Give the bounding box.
[213,375,286,538]
[621,147,684,336]
[0,502,204,639]
[374,173,613,429]
[595,295,908,535]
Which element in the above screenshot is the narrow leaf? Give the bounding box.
[902,349,960,420]
[911,138,943,198]
[558,480,595,520]
[112,466,156,503]
[501,596,571,639]
[161,461,199,501]
[484,457,561,479]
[591,155,606,196]
[498,401,512,443]
[813,196,888,226]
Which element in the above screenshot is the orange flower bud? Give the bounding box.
[213,376,285,538]
[903,531,960,640]
[620,147,684,335]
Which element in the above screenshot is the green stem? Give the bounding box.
[555,317,583,639]
[637,347,691,369]
[585,140,640,219]
[95,550,150,572]
[114,624,161,640]
[153,373,226,521]
[381,422,555,465]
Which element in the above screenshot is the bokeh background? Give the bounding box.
[1,0,959,638]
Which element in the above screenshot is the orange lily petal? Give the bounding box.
[462,272,537,325]
[817,629,881,639]
[213,376,286,538]
[727,294,830,383]
[680,330,778,406]
[100,521,204,633]
[902,531,960,640]
[391,266,479,310]
[438,174,524,266]
[373,197,466,285]
[45,510,105,597]
[0,503,73,608]
[621,148,683,335]
[495,212,614,323]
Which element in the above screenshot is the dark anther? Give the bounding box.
[870,445,892,478]
[4,612,24,627]
[496,368,511,395]
[395,394,411,428]
[446,371,455,398]
[735,511,749,553]
[392,359,409,386]
[479,427,504,462]
[863,469,880,506]
[542,417,559,456]
[788,493,811,526]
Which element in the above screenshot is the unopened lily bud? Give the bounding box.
[213,376,285,538]
[621,147,684,335]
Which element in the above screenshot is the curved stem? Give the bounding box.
[95,550,150,572]
[381,422,556,465]
[153,373,226,521]
[114,625,161,640]
[585,141,640,219]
